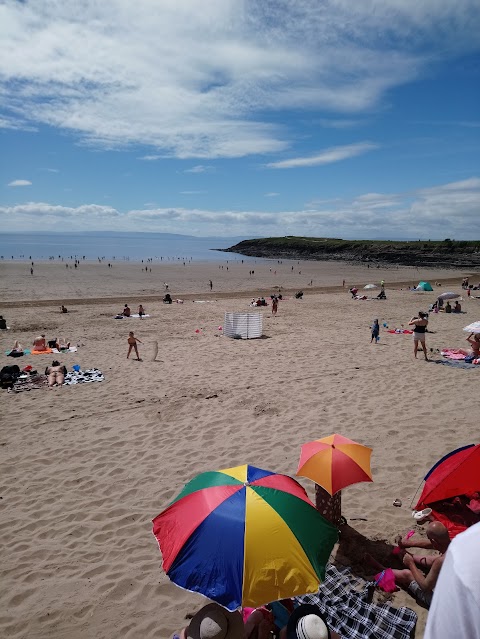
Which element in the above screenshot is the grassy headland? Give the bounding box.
[221,237,480,268]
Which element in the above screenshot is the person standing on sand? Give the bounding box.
[272,296,278,315]
[127,331,143,361]
[409,311,428,360]
[371,319,380,343]
[209,279,213,290]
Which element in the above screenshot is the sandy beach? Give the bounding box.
[1,258,479,639]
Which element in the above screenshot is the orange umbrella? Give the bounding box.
[297,434,373,495]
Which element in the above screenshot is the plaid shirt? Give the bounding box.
[295,565,417,639]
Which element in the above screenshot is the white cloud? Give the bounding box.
[8,179,32,186]
[180,190,207,195]
[1,177,478,239]
[138,155,162,161]
[0,2,478,159]
[40,167,59,173]
[264,192,280,197]
[266,142,379,169]
[184,165,215,173]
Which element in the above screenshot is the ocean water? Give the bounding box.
[0,232,257,263]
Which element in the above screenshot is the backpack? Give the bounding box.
[0,365,20,389]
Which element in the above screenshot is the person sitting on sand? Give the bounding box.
[163,293,172,304]
[0,315,7,330]
[138,304,145,318]
[33,335,47,351]
[466,332,480,358]
[123,304,131,317]
[60,304,68,313]
[373,521,450,609]
[7,340,24,357]
[453,301,461,313]
[127,331,142,361]
[45,360,67,388]
[445,301,452,313]
[56,337,71,351]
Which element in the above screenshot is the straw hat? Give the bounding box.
[185,603,244,639]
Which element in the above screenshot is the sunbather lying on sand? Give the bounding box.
[46,360,67,388]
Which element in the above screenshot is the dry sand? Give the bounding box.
[1,259,479,639]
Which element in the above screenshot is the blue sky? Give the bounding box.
[1,0,479,239]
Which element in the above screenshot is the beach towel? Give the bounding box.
[387,329,413,334]
[113,314,150,319]
[440,349,468,360]
[12,374,49,392]
[64,368,105,384]
[52,346,78,353]
[295,564,417,639]
[430,360,478,369]
[31,348,53,355]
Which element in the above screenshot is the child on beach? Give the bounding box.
[138,304,145,318]
[127,332,143,361]
[371,319,380,343]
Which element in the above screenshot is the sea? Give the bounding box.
[0,232,259,263]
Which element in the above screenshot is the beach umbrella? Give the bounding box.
[364,284,378,290]
[463,321,480,334]
[438,292,460,300]
[152,464,338,611]
[297,434,373,496]
[415,444,480,509]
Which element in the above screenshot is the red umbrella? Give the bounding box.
[297,433,373,496]
[416,444,480,508]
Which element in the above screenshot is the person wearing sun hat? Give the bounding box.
[284,604,339,639]
[173,603,244,639]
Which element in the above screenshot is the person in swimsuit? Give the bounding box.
[123,304,131,317]
[409,311,428,360]
[138,304,145,318]
[466,332,480,358]
[46,360,67,388]
[33,335,47,351]
[127,331,143,361]
[271,297,278,315]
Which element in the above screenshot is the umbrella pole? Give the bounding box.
[315,484,342,526]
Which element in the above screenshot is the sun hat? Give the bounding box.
[185,603,244,639]
[286,604,331,639]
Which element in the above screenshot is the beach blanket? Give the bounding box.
[31,348,53,355]
[114,314,150,319]
[440,349,468,360]
[13,374,49,392]
[52,346,78,353]
[5,349,31,356]
[12,369,105,392]
[295,564,417,639]
[387,329,413,334]
[430,359,479,369]
[64,368,105,384]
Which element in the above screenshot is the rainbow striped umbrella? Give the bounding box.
[152,464,338,611]
[297,434,373,495]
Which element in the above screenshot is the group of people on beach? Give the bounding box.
[171,515,479,639]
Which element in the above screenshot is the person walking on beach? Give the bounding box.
[371,319,380,343]
[127,331,143,361]
[209,279,213,290]
[271,296,278,315]
[409,311,428,360]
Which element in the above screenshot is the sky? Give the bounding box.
[1,0,479,240]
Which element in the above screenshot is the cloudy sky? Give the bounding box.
[1,0,479,239]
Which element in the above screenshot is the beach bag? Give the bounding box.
[1,365,20,389]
